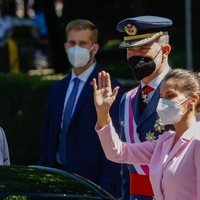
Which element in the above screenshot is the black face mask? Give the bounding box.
[128,47,163,80]
[128,56,156,80]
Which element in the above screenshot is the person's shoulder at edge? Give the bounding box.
[0,127,7,139]
[0,127,10,166]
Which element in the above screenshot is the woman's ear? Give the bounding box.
[189,93,199,108]
[193,93,199,103]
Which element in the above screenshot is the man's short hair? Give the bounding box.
[65,19,98,43]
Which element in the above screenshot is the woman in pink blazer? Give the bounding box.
[93,69,200,200]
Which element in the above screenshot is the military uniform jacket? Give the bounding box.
[120,85,173,200]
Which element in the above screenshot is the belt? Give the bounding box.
[130,173,154,196]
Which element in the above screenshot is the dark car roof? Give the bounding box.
[0,165,115,199]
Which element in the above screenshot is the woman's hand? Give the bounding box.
[92,71,119,128]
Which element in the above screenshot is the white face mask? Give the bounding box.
[67,45,92,68]
[156,97,188,125]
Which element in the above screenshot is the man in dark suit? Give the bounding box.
[38,19,124,198]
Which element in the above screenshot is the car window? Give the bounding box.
[0,166,115,200]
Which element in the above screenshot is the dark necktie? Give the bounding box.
[59,77,80,165]
[140,85,155,113]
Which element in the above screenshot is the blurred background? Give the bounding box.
[0,0,199,165]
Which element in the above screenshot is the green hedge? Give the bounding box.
[0,73,133,166]
[0,73,54,165]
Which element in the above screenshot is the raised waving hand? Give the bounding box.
[92,71,119,128]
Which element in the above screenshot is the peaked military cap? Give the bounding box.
[117,15,173,48]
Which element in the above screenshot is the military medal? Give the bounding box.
[141,93,148,104]
[145,131,156,142]
[141,85,154,104]
[154,119,165,133]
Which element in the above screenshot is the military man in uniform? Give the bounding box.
[117,15,174,200]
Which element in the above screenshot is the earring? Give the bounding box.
[189,108,193,112]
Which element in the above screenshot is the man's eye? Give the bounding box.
[68,42,76,46]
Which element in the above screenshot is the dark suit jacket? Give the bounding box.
[38,66,125,197]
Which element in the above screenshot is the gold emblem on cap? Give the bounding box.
[124,24,137,35]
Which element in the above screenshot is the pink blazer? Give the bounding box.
[96,122,200,200]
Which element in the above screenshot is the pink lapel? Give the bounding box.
[162,124,198,170]
[163,139,187,171]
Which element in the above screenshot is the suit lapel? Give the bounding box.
[56,75,71,126]
[131,87,141,125]
[138,87,160,127]
[160,133,174,163]
[71,67,99,122]
[166,140,187,161]
[162,124,198,171]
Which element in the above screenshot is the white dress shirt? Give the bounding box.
[141,65,170,101]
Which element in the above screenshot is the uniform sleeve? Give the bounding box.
[0,127,10,165]
[96,122,157,165]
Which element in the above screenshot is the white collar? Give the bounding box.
[141,65,170,89]
[71,62,96,83]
